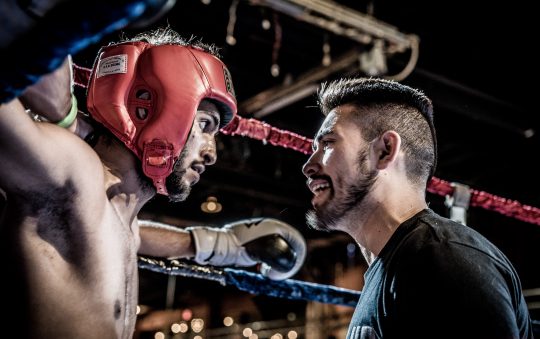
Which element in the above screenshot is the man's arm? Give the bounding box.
[0,69,99,195]
[19,56,73,124]
[138,218,307,280]
[0,98,68,193]
[138,220,195,259]
[18,56,91,136]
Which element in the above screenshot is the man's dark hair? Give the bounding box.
[123,26,220,57]
[318,77,437,187]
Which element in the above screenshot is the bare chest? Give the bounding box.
[0,194,141,338]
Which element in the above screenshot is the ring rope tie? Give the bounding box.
[72,65,540,226]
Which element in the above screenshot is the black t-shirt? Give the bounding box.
[347,209,533,339]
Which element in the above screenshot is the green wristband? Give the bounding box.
[57,94,78,128]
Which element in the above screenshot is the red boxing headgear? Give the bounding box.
[86,41,237,195]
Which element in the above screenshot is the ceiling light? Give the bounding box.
[201,196,222,213]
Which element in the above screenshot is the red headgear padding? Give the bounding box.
[86,41,237,195]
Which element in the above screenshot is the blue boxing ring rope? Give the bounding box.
[138,257,540,338]
[138,256,361,308]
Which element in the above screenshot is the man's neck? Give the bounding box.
[345,186,427,260]
[95,136,155,223]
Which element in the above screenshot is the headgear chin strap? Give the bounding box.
[86,41,237,195]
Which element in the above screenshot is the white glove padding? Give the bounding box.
[186,218,306,280]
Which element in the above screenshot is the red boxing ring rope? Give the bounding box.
[73,65,540,227]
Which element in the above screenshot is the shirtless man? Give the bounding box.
[0,28,305,338]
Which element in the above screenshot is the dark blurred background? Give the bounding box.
[71,0,539,337]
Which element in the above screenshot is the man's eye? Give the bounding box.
[313,139,333,152]
[322,140,334,150]
[196,109,220,134]
[199,118,218,132]
[199,119,209,131]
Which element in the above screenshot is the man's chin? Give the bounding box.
[164,169,192,202]
[167,189,190,203]
[306,209,335,232]
[165,182,191,202]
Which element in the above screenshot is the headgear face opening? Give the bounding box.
[86,42,237,195]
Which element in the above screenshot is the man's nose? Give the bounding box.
[302,153,320,178]
[201,137,217,165]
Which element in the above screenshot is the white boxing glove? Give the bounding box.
[186,218,306,280]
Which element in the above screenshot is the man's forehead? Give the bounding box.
[197,100,221,124]
[318,104,361,133]
[197,99,219,113]
[316,111,339,136]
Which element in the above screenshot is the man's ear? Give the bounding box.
[372,131,401,170]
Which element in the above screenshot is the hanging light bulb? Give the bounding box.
[322,34,331,66]
[261,19,271,30]
[226,35,237,45]
[225,0,239,46]
[270,12,282,77]
[270,64,280,77]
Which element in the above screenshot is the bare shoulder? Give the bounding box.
[0,120,113,259]
[43,123,105,181]
[51,124,106,194]
[0,98,105,201]
[14,123,107,209]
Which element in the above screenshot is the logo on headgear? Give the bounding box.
[223,66,235,98]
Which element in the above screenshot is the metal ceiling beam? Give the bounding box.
[254,0,417,52]
[240,48,361,117]
[243,0,419,118]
